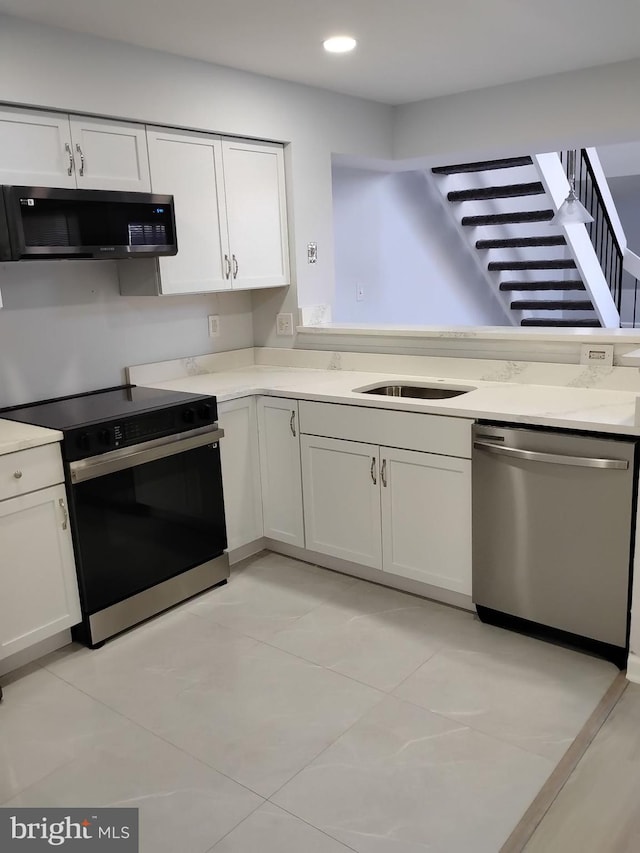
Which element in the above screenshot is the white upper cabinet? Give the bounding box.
[221,139,290,289]
[68,115,151,191]
[145,126,230,294]
[121,128,290,295]
[0,105,151,191]
[0,106,76,188]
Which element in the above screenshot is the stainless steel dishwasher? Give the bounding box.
[472,423,637,664]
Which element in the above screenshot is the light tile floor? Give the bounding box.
[0,552,619,852]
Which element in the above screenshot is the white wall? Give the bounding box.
[0,13,394,402]
[395,57,640,164]
[0,262,253,407]
[332,166,506,325]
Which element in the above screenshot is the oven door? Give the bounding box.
[68,426,227,631]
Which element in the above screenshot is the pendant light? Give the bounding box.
[551,149,593,225]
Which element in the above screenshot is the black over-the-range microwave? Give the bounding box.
[0,185,178,261]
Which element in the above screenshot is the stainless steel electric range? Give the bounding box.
[1,384,229,647]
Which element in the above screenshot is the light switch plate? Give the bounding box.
[580,344,613,367]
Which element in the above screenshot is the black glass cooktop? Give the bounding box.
[0,384,213,431]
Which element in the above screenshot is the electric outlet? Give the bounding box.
[356,283,365,302]
[276,313,294,336]
[208,314,220,338]
[580,344,613,367]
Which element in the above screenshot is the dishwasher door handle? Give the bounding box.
[473,440,629,470]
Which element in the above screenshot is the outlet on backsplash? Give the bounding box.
[276,313,294,336]
[580,344,613,367]
[208,315,220,338]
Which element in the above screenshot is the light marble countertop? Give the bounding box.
[0,419,62,457]
[137,364,640,437]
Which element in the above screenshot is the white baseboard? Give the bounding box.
[227,538,267,565]
[0,630,72,678]
[626,651,640,683]
[264,538,474,612]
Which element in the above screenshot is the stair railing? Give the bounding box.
[560,149,623,313]
[628,275,640,328]
[622,250,640,328]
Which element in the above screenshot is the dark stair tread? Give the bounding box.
[462,210,554,226]
[499,280,586,292]
[488,259,576,271]
[476,236,567,249]
[521,319,601,327]
[447,182,544,202]
[432,157,532,175]
[512,300,594,310]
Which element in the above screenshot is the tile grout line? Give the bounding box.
[388,663,597,765]
[260,802,361,853]
[265,688,390,806]
[188,555,362,643]
[36,665,270,804]
[202,798,268,853]
[39,627,386,805]
[499,670,629,853]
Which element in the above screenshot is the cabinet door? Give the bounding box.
[301,435,382,570]
[147,127,231,293]
[221,139,290,289]
[257,397,304,547]
[218,397,263,551]
[0,484,81,660]
[69,115,151,191]
[0,106,75,188]
[380,447,472,594]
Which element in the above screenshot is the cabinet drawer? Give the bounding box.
[298,401,472,458]
[0,444,64,502]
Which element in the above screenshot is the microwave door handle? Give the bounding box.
[473,440,629,470]
[70,426,225,483]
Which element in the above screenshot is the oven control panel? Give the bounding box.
[65,399,218,462]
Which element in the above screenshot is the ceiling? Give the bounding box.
[1,0,640,105]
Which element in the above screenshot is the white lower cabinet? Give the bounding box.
[299,423,472,595]
[0,483,81,659]
[301,435,382,569]
[218,397,263,551]
[257,397,304,547]
[380,446,471,594]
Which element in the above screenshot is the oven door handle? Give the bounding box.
[69,426,225,484]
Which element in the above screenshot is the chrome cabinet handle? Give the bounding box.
[13,470,23,479]
[232,254,238,279]
[75,143,85,177]
[370,457,377,485]
[381,458,387,488]
[58,497,68,530]
[289,410,296,437]
[64,143,74,176]
[224,254,231,279]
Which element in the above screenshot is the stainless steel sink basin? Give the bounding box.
[356,383,475,399]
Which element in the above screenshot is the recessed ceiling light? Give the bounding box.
[323,35,357,54]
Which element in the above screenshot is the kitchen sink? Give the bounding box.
[355,383,475,399]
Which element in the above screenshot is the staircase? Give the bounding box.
[431,156,604,327]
